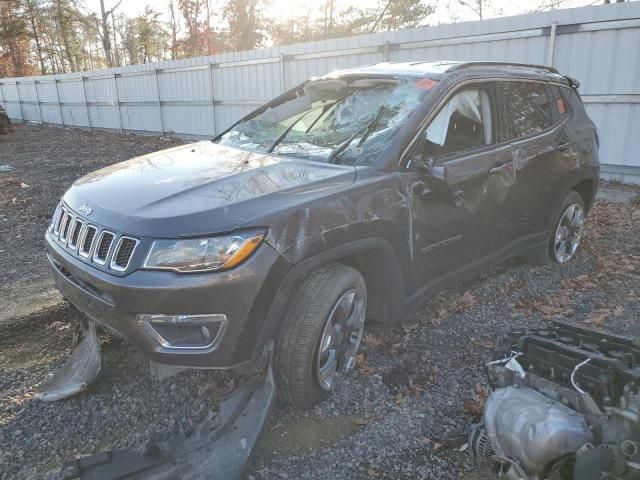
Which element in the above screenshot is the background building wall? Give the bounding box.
[1,2,639,182]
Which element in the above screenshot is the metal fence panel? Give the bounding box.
[1,2,639,182]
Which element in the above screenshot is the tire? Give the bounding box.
[527,190,585,265]
[274,263,367,409]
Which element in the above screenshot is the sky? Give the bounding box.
[83,0,612,30]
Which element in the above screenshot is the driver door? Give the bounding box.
[404,82,516,285]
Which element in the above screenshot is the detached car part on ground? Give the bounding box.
[470,322,640,480]
[42,59,599,477]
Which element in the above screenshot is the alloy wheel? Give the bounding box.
[315,289,366,391]
[553,203,584,263]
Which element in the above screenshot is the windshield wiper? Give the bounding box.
[327,105,388,163]
[266,110,313,153]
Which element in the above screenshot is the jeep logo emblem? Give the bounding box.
[79,203,93,216]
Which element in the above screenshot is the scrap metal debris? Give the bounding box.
[469,322,640,480]
[60,362,276,480]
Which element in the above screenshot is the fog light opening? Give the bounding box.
[137,313,226,350]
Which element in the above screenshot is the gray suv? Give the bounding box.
[45,61,599,408]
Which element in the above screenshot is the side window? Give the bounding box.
[423,87,493,157]
[502,81,553,140]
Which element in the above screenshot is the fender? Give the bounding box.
[253,236,407,349]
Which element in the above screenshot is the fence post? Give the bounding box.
[34,81,44,124]
[384,41,391,62]
[54,79,65,128]
[15,81,25,122]
[113,73,123,133]
[154,68,165,135]
[547,21,558,67]
[208,62,217,137]
[279,54,286,93]
[81,76,92,130]
[0,83,5,113]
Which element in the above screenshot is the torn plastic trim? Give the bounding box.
[36,319,101,402]
[61,361,277,480]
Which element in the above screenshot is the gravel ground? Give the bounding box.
[0,124,639,479]
[0,124,184,288]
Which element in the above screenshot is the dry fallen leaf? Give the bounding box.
[362,333,384,348]
[464,383,489,416]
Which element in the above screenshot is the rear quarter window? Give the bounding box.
[501,81,553,140]
[549,85,569,118]
[559,86,584,116]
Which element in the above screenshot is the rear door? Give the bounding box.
[497,80,578,246]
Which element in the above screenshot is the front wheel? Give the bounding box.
[274,263,367,409]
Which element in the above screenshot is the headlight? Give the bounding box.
[143,229,265,273]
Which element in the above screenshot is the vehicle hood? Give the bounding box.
[63,141,356,237]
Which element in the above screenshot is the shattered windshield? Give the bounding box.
[215,77,431,166]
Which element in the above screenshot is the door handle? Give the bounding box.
[555,142,572,152]
[489,161,512,174]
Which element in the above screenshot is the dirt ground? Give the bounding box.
[1,124,639,479]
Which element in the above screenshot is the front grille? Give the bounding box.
[79,226,97,257]
[93,231,115,264]
[50,204,140,273]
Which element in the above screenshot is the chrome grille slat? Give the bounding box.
[59,213,73,242]
[93,231,115,265]
[110,237,139,271]
[68,219,83,249]
[50,204,62,232]
[79,225,97,258]
[54,207,65,234]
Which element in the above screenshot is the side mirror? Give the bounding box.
[411,154,465,208]
[412,153,445,182]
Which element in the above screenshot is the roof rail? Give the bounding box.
[447,61,560,74]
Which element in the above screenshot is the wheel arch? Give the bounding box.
[256,237,407,347]
[571,177,597,213]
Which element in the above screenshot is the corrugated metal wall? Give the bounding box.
[1,2,639,182]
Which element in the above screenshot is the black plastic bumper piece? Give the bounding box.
[61,364,276,480]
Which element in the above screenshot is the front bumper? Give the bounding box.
[46,230,282,368]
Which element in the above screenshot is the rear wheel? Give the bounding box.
[527,191,585,265]
[275,263,366,409]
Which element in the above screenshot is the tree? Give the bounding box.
[457,0,486,19]
[25,0,47,73]
[224,0,266,51]
[168,0,180,59]
[0,0,30,76]
[370,0,435,32]
[98,0,122,67]
[178,0,208,56]
[121,7,168,64]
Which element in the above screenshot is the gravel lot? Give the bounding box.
[1,124,639,479]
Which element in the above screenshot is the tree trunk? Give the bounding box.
[54,0,75,71]
[100,0,113,67]
[169,0,178,60]
[26,0,46,74]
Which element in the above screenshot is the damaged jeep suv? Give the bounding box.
[45,61,599,408]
